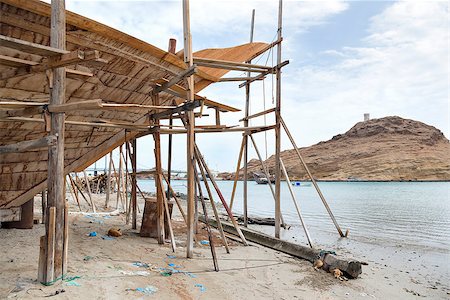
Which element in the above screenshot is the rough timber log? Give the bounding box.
[205,218,363,279]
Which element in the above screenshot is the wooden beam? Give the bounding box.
[193,57,271,70]
[0,55,90,78]
[238,60,289,88]
[48,99,103,113]
[0,54,38,67]
[0,207,21,222]
[239,107,276,122]
[0,116,150,131]
[195,61,267,73]
[215,108,220,126]
[152,94,165,244]
[0,34,69,56]
[47,0,66,280]
[218,76,265,82]
[152,65,197,95]
[131,139,137,230]
[183,0,196,259]
[0,135,57,153]
[149,99,202,120]
[274,0,283,239]
[0,50,103,80]
[246,37,283,62]
[0,106,44,119]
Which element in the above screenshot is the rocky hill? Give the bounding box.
[230,116,450,181]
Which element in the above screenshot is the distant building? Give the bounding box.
[364,113,370,122]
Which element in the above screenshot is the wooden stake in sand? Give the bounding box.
[193,163,219,271]
[280,158,313,248]
[194,144,248,246]
[280,117,346,237]
[194,154,230,254]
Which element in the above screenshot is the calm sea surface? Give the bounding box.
[138,180,450,284]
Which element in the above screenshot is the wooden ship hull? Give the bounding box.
[0,0,269,210]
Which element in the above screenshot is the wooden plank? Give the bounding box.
[196,61,267,73]
[0,106,44,119]
[239,107,275,122]
[48,99,103,113]
[193,57,271,70]
[238,60,289,88]
[0,207,21,222]
[0,135,57,153]
[0,54,38,67]
[152,65,197,94]
[218,76,265,82]
[0,34,69,56]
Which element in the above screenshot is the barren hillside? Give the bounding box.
[231,116,450,181]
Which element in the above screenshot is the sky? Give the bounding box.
[59,0,450,172]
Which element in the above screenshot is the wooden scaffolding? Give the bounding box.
[0,0,347,284]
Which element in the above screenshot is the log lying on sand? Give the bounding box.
[204,217,363,279]
[236,215,276,226]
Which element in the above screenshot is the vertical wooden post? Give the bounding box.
[274,0,283,238]
[153,94,165,244]
[105,151,112,208]
[183,0,195,258]
[83,170,96,213]
[46,207,56,283]
[41,190,47,224]
[131,139,137,229]
[167,39,176,200]
[62,203,69,278]
[215,108,221,126]
[46,0,66,281]
[243,9,256,227]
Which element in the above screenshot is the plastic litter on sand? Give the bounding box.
[195,284,206,292]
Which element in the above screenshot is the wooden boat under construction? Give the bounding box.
[0,0,271,210]
[0,0,360,289]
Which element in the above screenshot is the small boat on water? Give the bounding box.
[292,181,312,187]
[253,172,275,184]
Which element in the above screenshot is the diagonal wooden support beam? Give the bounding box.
[239,60,289,88]
[148,99,202,120]
[152,65,198,95]
[0,135,57,153]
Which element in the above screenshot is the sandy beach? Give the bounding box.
[0,193,448,300]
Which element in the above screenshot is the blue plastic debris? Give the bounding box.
[88,231,97,237]
[66,281,81,287]
[194,284,206,292]
[166,254,176,259]
[101,235,115,240]
[133,262,149,268]
[200,240,209,245]
[135,286,158,295]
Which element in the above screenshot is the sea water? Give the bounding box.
[137,180,450,285]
